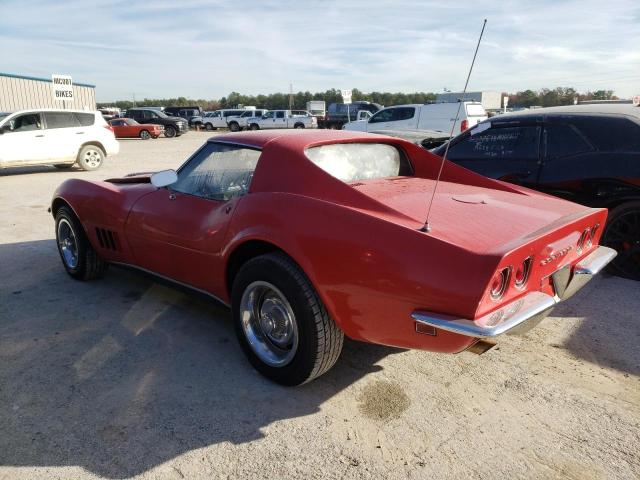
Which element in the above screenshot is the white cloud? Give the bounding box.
[0,0,638,101]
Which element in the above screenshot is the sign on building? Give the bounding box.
[52,74,73,101]
[341,89,352,104]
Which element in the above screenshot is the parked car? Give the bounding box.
[0,109,118,171]
[163,106,203,127]
[432,104,640,280]
[50,130,614,385]
[126,108,188,138]
[109,118,163,139]
[226,109,268,132]
[343,102,487,135]
[247,110,317,130]
[202,109,248,131]
[324,101,382,129]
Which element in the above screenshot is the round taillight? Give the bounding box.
[490,267,510,301]
[514,257,532,289]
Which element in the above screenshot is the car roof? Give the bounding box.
[496,104,640,120]
[3,108,98,115]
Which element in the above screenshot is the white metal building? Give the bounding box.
[0,72,96,111]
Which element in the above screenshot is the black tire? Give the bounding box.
[231,252,343,386]
[228,121,240,132]
[76,145,104,171]
[205,123,215,131]
[249,123,260,131]
[294,123,305,129]
[602,201,640,280]
[55,206,108,280]
[139,130,151,140]
[164,125,177,138]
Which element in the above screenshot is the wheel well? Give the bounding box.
[51,198,72,218]
[294,122,304,128]
[225,240,282,295]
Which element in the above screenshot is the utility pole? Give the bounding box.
[132,93,136,107]
[289,83,293,110]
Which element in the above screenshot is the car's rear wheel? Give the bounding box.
[164,125,177,138]
[602,201,640,280]
[77,145,104,171]
[139,130,151,140]
[205,123,215,131]
[249,123,259,131]
[232,252,343,386]
[55,206,108,280]
[228,122,240,132]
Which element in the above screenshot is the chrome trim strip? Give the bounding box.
[412,246,616,338]
[111,262,230,307]
[412,292,556,338]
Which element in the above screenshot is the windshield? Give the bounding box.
[155,110,169,118]
[305,143,405,182]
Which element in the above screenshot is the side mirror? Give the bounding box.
[150,169,178,188]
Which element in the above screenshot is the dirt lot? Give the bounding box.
[1,132,639,480]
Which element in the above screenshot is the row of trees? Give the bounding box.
[98,87,618,111]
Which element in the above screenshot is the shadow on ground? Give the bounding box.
[553,273,640,377]
[0,240,401,478]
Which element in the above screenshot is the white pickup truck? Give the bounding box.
[343,102,487,135]
[226,109,268,132]
[248,110,317,130]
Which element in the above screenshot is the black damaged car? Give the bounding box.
[433,104,640,280]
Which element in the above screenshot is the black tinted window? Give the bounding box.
[173,143,262,201]
[545,124,592,158]
[369,109,394,123]
[447,126,540,161]
[44,112,80,129]
[571,116,640,152]
[75,113,95,127]
[276,111,285,119]
[393,107,415,121]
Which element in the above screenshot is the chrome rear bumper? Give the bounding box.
[411,246,617,338]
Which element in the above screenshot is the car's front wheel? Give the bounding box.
[602,201,640,280]
[205,123,215,131]
[164,125,177,138]
[232,252,343,386]
[294,123,305,129]
[228,121,240,132]
[55,206,108,280]
[139,130,151,140]
[77,145,104,171]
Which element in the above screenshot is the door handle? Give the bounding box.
[75,131,85,134]
[169,193,176,200]
[35,135,44,137]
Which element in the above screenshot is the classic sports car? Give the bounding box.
[109,118,163,139]
[50,130,616,385]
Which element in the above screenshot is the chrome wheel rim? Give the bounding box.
[57,218,79,269]
[240,281,298,367]
[140,130,150,139]
[83,149,101,168]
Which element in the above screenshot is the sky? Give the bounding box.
[1,0,639,102]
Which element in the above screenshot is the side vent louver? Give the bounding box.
[95,228,120,251]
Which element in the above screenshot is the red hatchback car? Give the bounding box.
[109,118,163,140]
[50,130,616,385]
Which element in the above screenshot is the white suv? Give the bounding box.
[0,109,119,171]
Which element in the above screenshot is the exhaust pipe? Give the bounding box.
[466,339,497,355]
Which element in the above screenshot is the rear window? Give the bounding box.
[305,143,410,182]
[75,112,95,126]
[465,104,486,117]
[571,116,640,152]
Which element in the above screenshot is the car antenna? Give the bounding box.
[420,19,487,233]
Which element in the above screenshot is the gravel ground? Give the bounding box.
[1,132,639,480]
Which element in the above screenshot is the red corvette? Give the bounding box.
[50,130,616,385]
[109,118,163,139]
